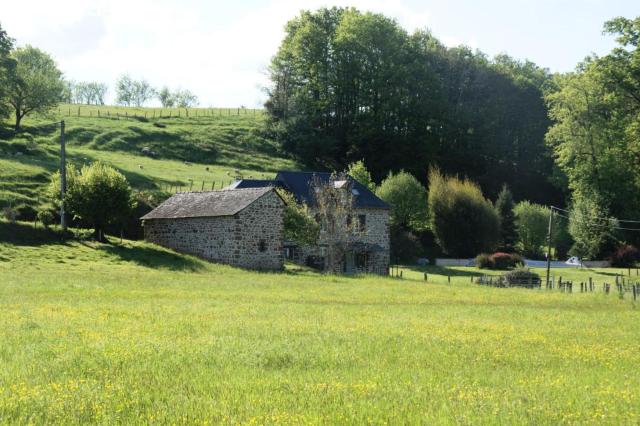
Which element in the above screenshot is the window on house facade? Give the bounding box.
[258,240,267,252]
[358,214,366,233]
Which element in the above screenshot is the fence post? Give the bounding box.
[424,272,427,282]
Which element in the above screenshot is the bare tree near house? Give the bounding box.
[311,172,356,273]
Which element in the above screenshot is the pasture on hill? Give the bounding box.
[1,221,639,424]
[0,105,295,217]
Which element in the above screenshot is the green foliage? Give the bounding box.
[36,204,56,228]
[347,160,375,191]
[277,188,319,246]
[0,22,16,120]
[390,224,424,263]
[266,7,560,205]
[428,168,500,257]
[116,75,155,107]
[495,185,516,252]
[568,194,618,259]
[156,87,198,108]
[48,162,135,241]
[476,252,524,270]
[513,201,550,259]
[501,268,541,287]
[552,218,573,260]
[545,16,640,247]
[375,170,427,230]
[7,45,65,130]
[67,81,108,105]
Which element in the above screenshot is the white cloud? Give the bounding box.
[2,0,433,107]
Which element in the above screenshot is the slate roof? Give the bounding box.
[227,179,281,190]
[141,187,275,220]
[228,171,390,209]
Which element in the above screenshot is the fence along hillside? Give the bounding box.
[55,104,264,121]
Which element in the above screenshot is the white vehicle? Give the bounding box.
[565,256,582,266]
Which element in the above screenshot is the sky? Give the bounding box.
[2,0,637,107]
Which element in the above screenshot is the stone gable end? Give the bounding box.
[143,190,284,270]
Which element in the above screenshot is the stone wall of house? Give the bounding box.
[287,207,390,275]
[144,191,284,271]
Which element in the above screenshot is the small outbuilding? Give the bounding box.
[141,187,285,270]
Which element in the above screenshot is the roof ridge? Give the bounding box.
[173,187,272,195]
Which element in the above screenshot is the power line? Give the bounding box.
[551,205,640,224]
[553,211,640,232]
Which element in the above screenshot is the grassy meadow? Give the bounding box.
[1,221,639,424]
[0,105,295,215]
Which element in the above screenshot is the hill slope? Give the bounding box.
[0,105,296,218]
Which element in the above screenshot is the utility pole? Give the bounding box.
[60,120,67,231]
[545,206,555,288]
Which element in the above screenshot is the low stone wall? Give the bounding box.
[435,258,475,267]
[582,260,611,268]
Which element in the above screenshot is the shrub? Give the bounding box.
[491,252,524,269]
[347,160,376,192]
[514,201,549,259]
[495,185,516,252]
[2,206,17,223]
[390,225,424,263]
[37,205,56,228]
[609,244,640,267]
[47,162,135,242]
[376,170,427,230]
[502,268,541,287]
[277,188,319,247]
[428,168,500,257]
[476,252,524,269]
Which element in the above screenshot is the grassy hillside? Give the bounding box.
[0,105,296,217]
[1,221,639,424]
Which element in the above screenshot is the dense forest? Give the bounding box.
[264,7,563,205]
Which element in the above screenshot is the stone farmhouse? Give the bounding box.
[229,171,390,275]
[141,187,285,271]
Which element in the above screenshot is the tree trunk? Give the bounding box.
[14,112,22,132]
[94,227,109,243]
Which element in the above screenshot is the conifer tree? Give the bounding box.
[496,184,516,252]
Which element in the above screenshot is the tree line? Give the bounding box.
[265,8,640,262]
[264,7,562,206]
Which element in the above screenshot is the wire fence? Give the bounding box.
[55,105,263,121]
[474,271,640,301]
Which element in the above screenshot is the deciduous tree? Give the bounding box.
[48,162,135,242]
[428,168,500,257]
[375,170,427,230]
[7,45,64,130]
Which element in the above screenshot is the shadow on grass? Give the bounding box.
[0,221,68,246]
[97,243,205,272]
[404,264,487,277]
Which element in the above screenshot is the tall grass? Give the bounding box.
[1,221,639,424]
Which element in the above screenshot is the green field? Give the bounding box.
[1,221,639,424]
[0,105,295,216]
